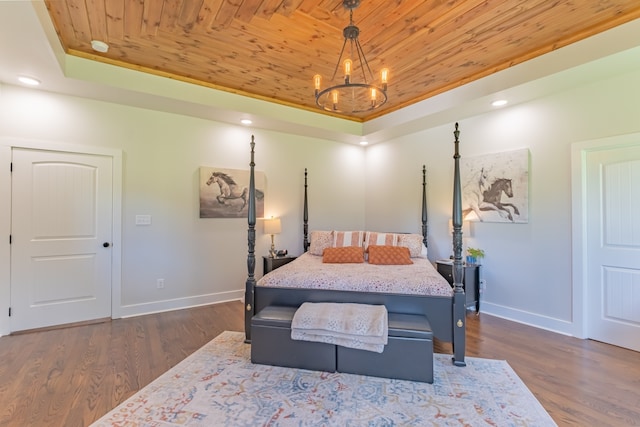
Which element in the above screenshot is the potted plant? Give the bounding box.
[466,247,485,265]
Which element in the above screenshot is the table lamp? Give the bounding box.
[264,217,281,258]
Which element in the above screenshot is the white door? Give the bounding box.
[586,144,640,351]
[10,148,113,332]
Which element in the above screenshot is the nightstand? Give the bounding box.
[263,256,297,274]
[435,261,481,312]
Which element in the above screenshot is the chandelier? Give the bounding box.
[313,0,389,114]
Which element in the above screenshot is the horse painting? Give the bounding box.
[206,171,264,211]
[480,178,520,222]
[461,148,529,223]
[462,170,520,222]
[461,167,491,220]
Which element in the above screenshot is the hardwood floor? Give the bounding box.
[439,314,640,426]
[0,301,638,426]
[0,302,241,427]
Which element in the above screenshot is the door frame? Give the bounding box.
[570,131,640,339]
[0,138,122,336]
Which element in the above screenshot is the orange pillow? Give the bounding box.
[367,245,413,265]
[322,246,365,263]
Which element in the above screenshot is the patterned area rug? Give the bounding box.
[92,331,556,426]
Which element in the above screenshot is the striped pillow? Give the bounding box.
[364,231,398,249]
[332,230,364,247]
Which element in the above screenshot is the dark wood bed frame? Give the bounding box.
[244,123,467,366]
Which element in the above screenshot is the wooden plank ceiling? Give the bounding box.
[44,0,640,121]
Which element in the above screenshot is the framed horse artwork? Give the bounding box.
[199,167,265,218]
[461,148,529,223]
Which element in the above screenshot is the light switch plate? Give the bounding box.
[135,214,152,225]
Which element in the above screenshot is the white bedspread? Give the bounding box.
[258,252,453,297]
[291,302,388,353]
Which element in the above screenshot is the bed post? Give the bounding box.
[451,123,467,366]
[303,168,309,252]
[244,135,256,343]
[421,165,428,248]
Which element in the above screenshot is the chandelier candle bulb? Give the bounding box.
[314,74,322,96]
[381,68,389,90]
[344,59,352,83]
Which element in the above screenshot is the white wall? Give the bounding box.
[365,67,640,334]
[2,63,639,337]
[0,84,366,333]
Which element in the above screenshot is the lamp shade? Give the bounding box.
[264,217,281,235]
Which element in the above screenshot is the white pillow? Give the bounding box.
[308,230,333,256]
[397,234,427,258]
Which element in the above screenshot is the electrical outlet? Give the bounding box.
[479,279,486,292]
[157,278,165,289]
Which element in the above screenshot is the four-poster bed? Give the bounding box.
[244,123,467,368]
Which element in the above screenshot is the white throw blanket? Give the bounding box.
[291,302,388,353]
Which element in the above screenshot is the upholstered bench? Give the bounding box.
[337,312,433,383]
[251,305,337,372]
[251,305,434,383]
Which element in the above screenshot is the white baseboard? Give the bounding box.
[480,301,574,336]
[0,291,243,336]
[117,289,244,319]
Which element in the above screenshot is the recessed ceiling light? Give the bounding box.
[491,99,508,107]
[240,119,252,125]
[18,76,40,86]
[359,140,368,146]
[91,40,109,53]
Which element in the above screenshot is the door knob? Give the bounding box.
[103,242,111,248]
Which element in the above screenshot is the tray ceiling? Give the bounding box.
[43,0,640,122]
